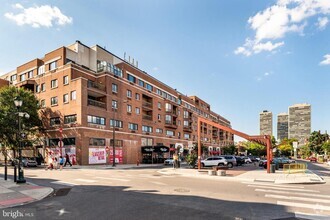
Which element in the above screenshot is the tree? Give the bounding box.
[277,138,297,157]
[307,131,329,154]
[0,86,42,152]
[223,145,236,155]
[322,141,330,154]
[241,141,266,156]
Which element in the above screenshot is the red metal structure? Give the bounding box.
[197,117,272,173]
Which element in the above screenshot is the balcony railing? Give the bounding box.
[97,61,123,78]
[142,115,152,120]
[183,125,193,132]
[88,99,106,109]
[142,101,153,109]
[87,80,106,91]
[165,120,178,129]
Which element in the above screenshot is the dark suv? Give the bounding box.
[220,155,237,168]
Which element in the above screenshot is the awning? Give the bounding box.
[141,146,169,153]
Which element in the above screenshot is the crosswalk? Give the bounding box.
[242,181,330,219]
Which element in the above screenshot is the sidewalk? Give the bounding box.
[158,167,325,184]
[0,179,53,209]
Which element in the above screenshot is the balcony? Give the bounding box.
[97,61,123,78]
[88,99,106,109]
[166,108,178,116]
[165,120,177,129]
[142,114,152,121]
[183,126,193,132]
[87,80,106,92]
[142,101,153,110]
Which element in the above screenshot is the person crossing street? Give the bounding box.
[64,153,72,167]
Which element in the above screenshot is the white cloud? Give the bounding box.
[264,72,270,76]
[152,67,159,71]
[317,17,329,29]
[4,3,72,28]
[320,54,330,65]
[235,0,330,56]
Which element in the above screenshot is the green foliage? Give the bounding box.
[241,141,266,156]
[185,153,197,168]
[0,86,42,150]
[322,141,330,153]
[277,138,297,157]
[307,131,329,154]
[299,145,311,158]
[223,145,236,155]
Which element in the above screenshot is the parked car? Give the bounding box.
[248,156,260,162]
[242,156,252,164]
[10,157,38,167]
[273,157,290,168]
[220,155,237,168]
[309,156,317,162]
[200,156,228,167]
[235,156,244,166]
[164,158,174,165]
[259,159,267,168]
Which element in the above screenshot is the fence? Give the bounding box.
[283,163,307,174]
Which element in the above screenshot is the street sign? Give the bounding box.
[293,142,298,149]
[58,140,64,147]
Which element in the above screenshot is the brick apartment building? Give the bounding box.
[0,40,234,165]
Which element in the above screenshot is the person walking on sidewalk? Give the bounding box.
[59,156,64,170]
[64,153,72,167]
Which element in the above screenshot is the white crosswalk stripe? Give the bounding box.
[247,184,319,192]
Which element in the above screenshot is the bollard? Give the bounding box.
[208,170,216,176]
[14,165,17,182]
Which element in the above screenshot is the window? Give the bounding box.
[50,117,60,126]
[178,132,181,138]
[41,83,45,92]
[63,76,69,85]
[145,83,153,91]
[49,138,76,146]
[138,79,144,87]
[166,130,174,136]
[36,85,41,93]
[127,90,132,98]
[63,94,69,103]
[51,79,58,88]
[157,114,161,121]
[49,61,57,71]
[184,111,189,118]
[142,126,153,133]
[87,115,105,125]
[110,119,123,128]
[38,65,45,75]
[135,107,140,115]
[135,93,140,100]
[127,74,136,83]
[10,75,17,81]
[184,134,190,139]
[64,114,77,124]
[165,115,172,123]
[158,102,161,109]
[165,103,172,112]
[89,138,105,146]
[40,99,45,108]
[141,138,153,146]
[110,139,123,147]
[28,71,33,79]
[127,104,132,113]
[51,97,58,105]
[128,123,138,131]
[156,128,163,134]
[112,83,118,93]
[20,74,25,81]
[112,100,118,109]
[184,120,189,127]
[71,91,76,100]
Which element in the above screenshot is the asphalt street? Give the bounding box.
[1,162,330,220]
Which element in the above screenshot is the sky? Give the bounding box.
[0,0,329,141]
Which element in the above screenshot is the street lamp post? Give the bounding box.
[14,98,29,184]
[112,104,116,167]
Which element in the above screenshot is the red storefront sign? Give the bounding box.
[108,147,123,164]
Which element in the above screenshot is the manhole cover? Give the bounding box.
[174,188,190,193]
[51,188,71,197]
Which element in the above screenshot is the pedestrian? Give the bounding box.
[59,156,64,170]
[45,157,54,170]
[64,153,72,167]
[53,157,58,170]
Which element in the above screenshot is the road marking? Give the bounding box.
[277,200,330,211]
[242,182,305,188]
[94,177,130,182]
[248,185,319,192]
[295,212,330,220]
[256,189,330,199]
[150,181,167,186]
[266,194,330,203]
[51,181,76,186]
[74,179,97,183]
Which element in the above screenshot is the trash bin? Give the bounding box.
[270,164,276,173]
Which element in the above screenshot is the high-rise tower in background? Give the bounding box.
[277,113,289,141]
[288,104,311,145]
[260,110,273,136]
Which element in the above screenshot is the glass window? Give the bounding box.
[166,130,174,136]
[156,128,163,134]
[63,76,69,85]
[50,117,60,126]
[142,126,153,133]
[20,74,25,81]
[184,111,189,118]
[158,114,161,121]
[51,97,58,105]
[128,123,138,131]
[127,74,136,83]
[36,84,40,93]
[165,103,172,112]
[135,93,140,100]
[87,115,105,125]
[165,115,172,123]
[184,120,189,126]
[64,114,77,124]
[10,75,17,81]
[135,107,140,115]
[71,91,76,100]
[89,138,105,146]
[51,79,58,88]
[63,94,69,103]
[145,83,153,91]
[138,79,144,87]
[141,138,153,146]
[127,104,132,113]
[184,134,190,139]
[50,61,57,71]
[127,90,132,98]
[158,102,161,109]
[112,83,118,93]
[28,71,33,79]
[38,65,45,75]
[40,99,45,108]
[110,119,123,128]
[112,100,118,109]
[41,83,45,92]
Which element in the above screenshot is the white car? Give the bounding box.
[164,158,174,165]
[327,161,330,166]
[200,157,228,167]
[242,157,252,163]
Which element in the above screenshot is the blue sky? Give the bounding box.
[0,0,329,141]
